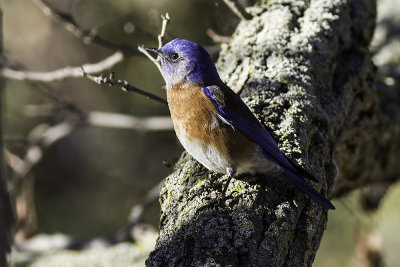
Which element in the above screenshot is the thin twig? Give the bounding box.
[5,4,171,252]
[158,13,170,49]
[32,0,141,56]
[4,149,28,176]
[5,121,78,182]
[1,51,123,82]
[1,56,87,118]
[14,180,164,251]
[20,105,173,131]
[221,0,252,20]
[87,111,173,131]
[82,69,167,105]
[138,12,170,80]
[206,28,231,43]
[127,178,165,225]
[138,45,163,78]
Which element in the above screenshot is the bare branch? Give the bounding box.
[138,45,163,78]
[14,179,164,251]
[0,57,87,119]
[21,105,173,131]
[4,150,29,176]
[206,28,231,44]
[87,111,173,131]
[128,179,165,224]
[1,51,123,82]
[5,121,77,181]
[32,0,141,56]
[138,12,171,81]
[82,70,167,105]
[158,13,170,49]
[5,121,77,240]
[221,0,252,20]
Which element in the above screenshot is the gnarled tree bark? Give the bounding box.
[147,0,400,266]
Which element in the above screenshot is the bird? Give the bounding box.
[146,38,335,210]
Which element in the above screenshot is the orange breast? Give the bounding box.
[167,83,257,168]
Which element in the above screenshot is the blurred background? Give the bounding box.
[1,0,399,266]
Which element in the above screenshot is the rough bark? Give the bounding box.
[0,9,14,267]
[146,0,400,266]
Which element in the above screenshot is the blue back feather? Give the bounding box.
[204,86,335,210]
[156,39,334,210]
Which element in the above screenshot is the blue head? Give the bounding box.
[147,39,221,89]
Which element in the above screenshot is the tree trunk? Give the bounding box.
[146,0,400,266]
[0,9,14,267]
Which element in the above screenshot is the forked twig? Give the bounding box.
[1,52,123,82]
[138,13,170,81]
[221,0,252,20]
[81,69,167,105]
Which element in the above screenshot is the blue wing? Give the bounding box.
[204,85,335,210]
[203,85,293,169]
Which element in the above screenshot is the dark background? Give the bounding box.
[2,0,400,266]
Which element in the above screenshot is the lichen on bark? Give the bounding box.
[146,0,396,266]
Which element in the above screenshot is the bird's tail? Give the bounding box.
[284,168,335,210]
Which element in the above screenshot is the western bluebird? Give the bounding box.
[146,39,335,210]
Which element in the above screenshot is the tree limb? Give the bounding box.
[146,0,394,266]
[14,179,164,251]
[1,51,123,82]
[158,13,170,49]
[138,13,171,80]
[0,10,14,266]
[20,106,173,131]
[32,0,141,56]
[87,111,172,131]
[221,0,252,20]
[206,28,231,44]
[82,70,167,105]
[5,121,77,182]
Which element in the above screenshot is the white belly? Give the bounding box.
[178,134,230,174]
[177,130,282,175]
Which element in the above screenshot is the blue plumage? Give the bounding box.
[204,86,335,210]
[204,86,290,168]
[146,39,335,210]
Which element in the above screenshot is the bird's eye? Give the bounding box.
[170,53,180,61]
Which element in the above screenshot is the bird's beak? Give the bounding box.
[145,48,163,59]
